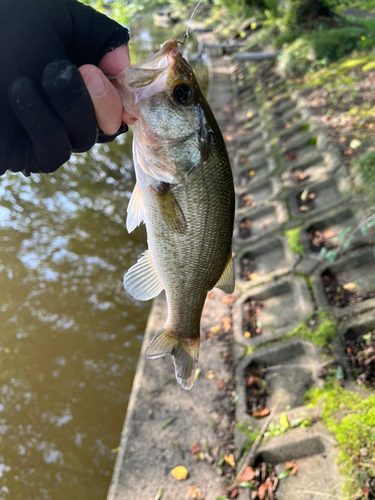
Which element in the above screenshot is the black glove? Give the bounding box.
[0,0,130,176]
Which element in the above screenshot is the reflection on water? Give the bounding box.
[0,17,207,500]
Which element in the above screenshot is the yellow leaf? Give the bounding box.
[224,454,235,467]
[244,331,251,338]
[249,170,256,177]
[210,325,221,334]
[206,370,215,379]
[247,111,253,118]
[248,273,259,280]
[171,466,188,480]
[343,282,356,290]
[280,412,289,429]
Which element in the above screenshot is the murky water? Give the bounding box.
[0,17,206,500]
[0,112,149,499]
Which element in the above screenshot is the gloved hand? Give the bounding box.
[0,0,130,176]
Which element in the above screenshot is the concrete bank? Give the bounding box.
[107,32,238,500]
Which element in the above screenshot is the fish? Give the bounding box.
[115,39,235,390]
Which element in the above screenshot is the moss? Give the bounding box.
[236,423,258,452]
[356,150,375,206]
[304,386,323,406]
[285,227,304,256]
[286,315,338,348]
[320,386,375,498]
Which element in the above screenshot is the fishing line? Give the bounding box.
[177,0,204,45]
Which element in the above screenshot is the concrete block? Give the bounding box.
[233,276,314,348]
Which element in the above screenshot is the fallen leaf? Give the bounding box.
[344,149,353,155]
[230,488,239,498]
[187,486,202,499]
[350,139,361,149]
[224,454,235,467]
[308,192,316,199]
[162,416,176,429]
[248,273,259,280]
[258,479,273,500]
[171,466,188,480]
[217,379,226,390]
[206,370,215,379]
[322,230,336,238]
[244,331,251,338]
[249,170,256,177]
[207,292,215,299]
[300,188,309,201]
[285,461,298,476]
[238,466,255,482]
[253,407,270,418]
[247,111,253,118]
[246,376,261,387]
[194,368,201,380]
[154,488,163,500]
[191,442,201,455]
[221,294,235,304]
[343,282,356,290]
[280,412,289,429]
[221,317,232,332]
[210,325,221,334]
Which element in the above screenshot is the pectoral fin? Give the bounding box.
[123,250,163,300]
[154,187,186,234]
[126,183,145,233]
[133,137,180,184]
[215,252,235,294]
[146,326,200,390]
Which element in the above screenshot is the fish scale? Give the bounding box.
[115,39,235,389]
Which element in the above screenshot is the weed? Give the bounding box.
[285,227,304,256]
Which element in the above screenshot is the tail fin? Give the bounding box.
[146,325,200,390]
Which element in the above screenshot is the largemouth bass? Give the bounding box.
[115,39,234,390]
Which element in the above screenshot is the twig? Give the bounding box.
[347,417,375,434]
[227,396,281,493]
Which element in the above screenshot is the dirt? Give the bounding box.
[344,328,375,388]
[306,226,337,252]
[239,218,252,239]
[243,299,263,337]
[322,272,375,307]
[243,364,270,417]
[235,462,280,500]
[241,255,257,280]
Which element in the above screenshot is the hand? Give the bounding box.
[0,0,130,176]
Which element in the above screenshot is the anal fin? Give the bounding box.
[215,251,235,294]
[146,326,200,390]
[123,250,163,300]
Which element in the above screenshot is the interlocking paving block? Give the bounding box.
[311,246,375,318]
[254,424,343,500]
[288,174,350,219]
[234,235,297,286]
[236,158,277,188]
[333,311,375,385]
[233,276,314,348]
[236,177,280,209]
[234,201,289,245]
[281,150,341,186]
[300,205,363,260]
[237,130,269,151]
[235,339,322,425]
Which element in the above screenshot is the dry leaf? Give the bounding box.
[230,488,239,498]
[322,230,336,238]
[300,188,309,201]
[217,379,226,390]
[344,149,353,155]
[186,486,202,499]
[224,454,236,467]
[222,294,235,304]
[210,325,221,334]
[221,316,232,331]
[246,376,261,387]
[258,479,273,500]
[244,331,251,338]
[191,442,201,455]
[238,466,255,482]
[171,466,188,480]
[253,407,270,418]
[248,273,259,280]
[247,111,253,118]
[343,282,356,290]
[285,461,298,476]
[249,170,256,177]
[207,292,215,299]
[206,370,215,379]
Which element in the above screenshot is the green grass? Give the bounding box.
[356,151,375,206]
[286,314,338,348]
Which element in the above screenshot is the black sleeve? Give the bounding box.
[0,0,130,176]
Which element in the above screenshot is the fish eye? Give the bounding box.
[173,84,193,105]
